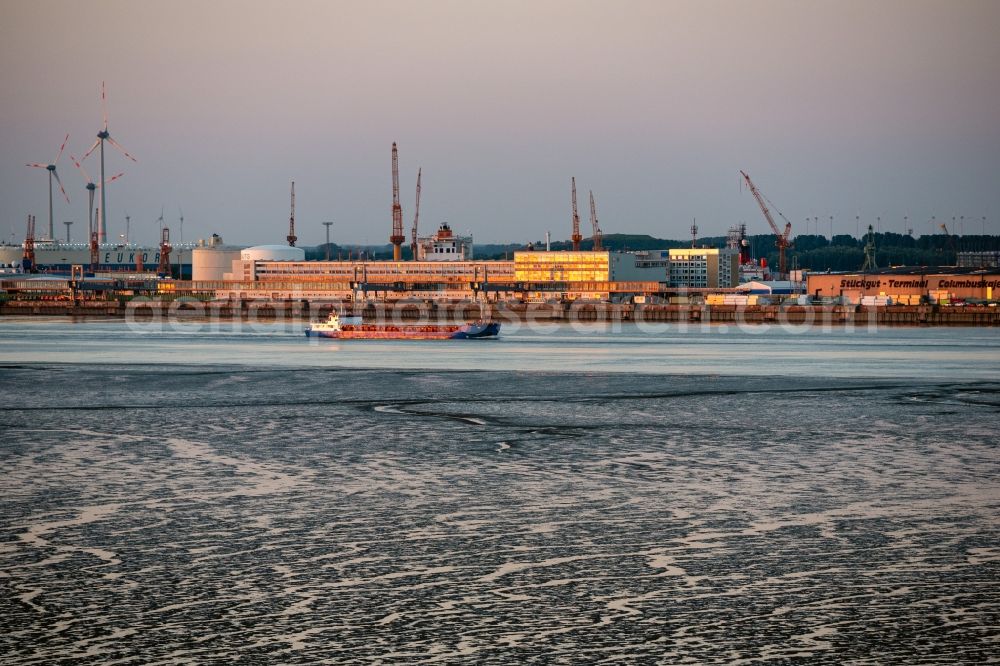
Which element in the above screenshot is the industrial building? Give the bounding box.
[665,248,740,289]
[957,251,1000,269]
[201,246,746,302]
[806,268,1000,304]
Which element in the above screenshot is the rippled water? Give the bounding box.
[1,319,998,663]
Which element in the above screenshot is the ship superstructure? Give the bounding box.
[415,222,473,261]
[0,239,194,278]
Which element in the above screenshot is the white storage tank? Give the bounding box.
[192,235,243,282]
[241,245,306,262]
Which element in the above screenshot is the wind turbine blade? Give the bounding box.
[25,163,49,169]
[83,138,101,160]
[54,133,69,164]
[101,81,108,131]
[99,172,125,187]
[106,136,137,162]
[69,154,93,184]
[52,169,71,204]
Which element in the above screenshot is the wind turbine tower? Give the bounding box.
[84,82,137,243]
[70,154,122,241]
[26,133,71,240]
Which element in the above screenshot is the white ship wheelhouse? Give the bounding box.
[415,223,473,261]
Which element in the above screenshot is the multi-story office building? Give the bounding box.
[666,248,739,289]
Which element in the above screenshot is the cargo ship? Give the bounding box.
[305,312,500,339]
[0,239,194,278]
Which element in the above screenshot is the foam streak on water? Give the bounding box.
[1,321,999,662]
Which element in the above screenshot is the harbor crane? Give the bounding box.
[390,142,405,260]
[158,227,172,276]
[861,224,877,272]
[287,181,297,247]
[589,190,602,251]
[571,177,582,251]
[22,215,36,272]
[740,170,793,279]
[940,223,958,261]
[410,168,421,260]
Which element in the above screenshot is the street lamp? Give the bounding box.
[322,221,333,261]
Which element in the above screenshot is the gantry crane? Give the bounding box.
[740,170,793,279]
[410,168,421,260]
[571,177,582,251]
[390,143,405,260]
[589,190,602,251]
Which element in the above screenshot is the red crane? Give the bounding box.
[23,215,36,272]
[158,227,172,276]
[410,168,421,260]
[589,190,602,251]
[571,177,582,251]
[740,170,792,279]
[90,230,99,272]
[390,142,405,260]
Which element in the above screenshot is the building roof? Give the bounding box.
[816,266,996,276]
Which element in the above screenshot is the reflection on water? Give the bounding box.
[1,317,998,378]
[0,322,998,662]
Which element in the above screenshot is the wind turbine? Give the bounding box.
[26,133,71,240]
[178,207,184,244]
[70,154,123,242]
[83,82,137,243]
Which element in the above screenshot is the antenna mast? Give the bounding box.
[287,181,297,247]
[390,142,404,260]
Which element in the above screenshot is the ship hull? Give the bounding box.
[0,243,193,278]
[305,321,500,340]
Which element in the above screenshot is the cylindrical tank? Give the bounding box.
[193,244,243,281]
[240,245,306,262]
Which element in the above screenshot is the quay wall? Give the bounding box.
[2,299,998,326]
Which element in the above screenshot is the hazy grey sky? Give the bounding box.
[2,0,999,246]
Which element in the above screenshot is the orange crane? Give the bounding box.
[740,170,792,279]
[410,168,421,260]
[589,190,602,251]
[390,142,405,260]
[571,177,582,251]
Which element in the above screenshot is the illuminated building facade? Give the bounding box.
[667,248,739,289]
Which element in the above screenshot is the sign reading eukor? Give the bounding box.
[106,252,161,263]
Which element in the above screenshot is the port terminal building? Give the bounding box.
[208,247,740,302]
[806,268,1000,304]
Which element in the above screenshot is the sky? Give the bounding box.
[2,0,999,247]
